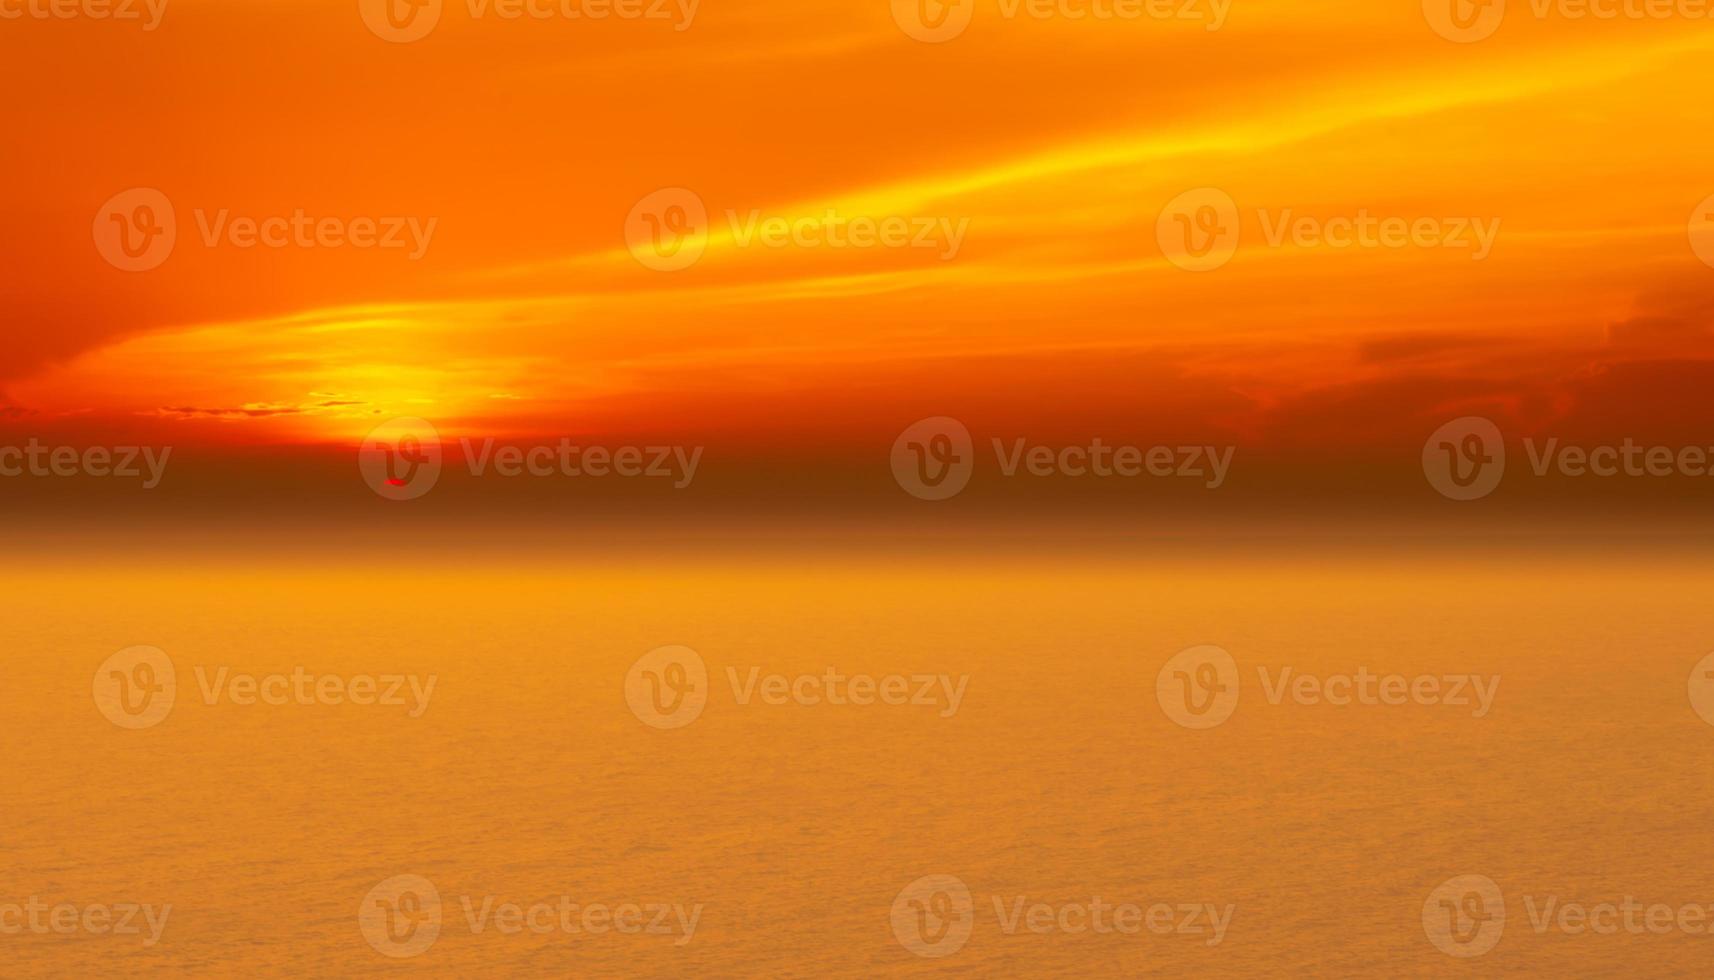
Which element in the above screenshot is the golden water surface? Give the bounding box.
[6,551,1714,976]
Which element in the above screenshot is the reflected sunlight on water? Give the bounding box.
[5,553,1714,976]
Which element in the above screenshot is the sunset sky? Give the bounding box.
[11,9,1714,977]
[3,1,1712,461]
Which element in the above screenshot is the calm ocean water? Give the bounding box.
[7,554,1714,976]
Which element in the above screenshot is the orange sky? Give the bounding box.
[3,0,1713,454]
